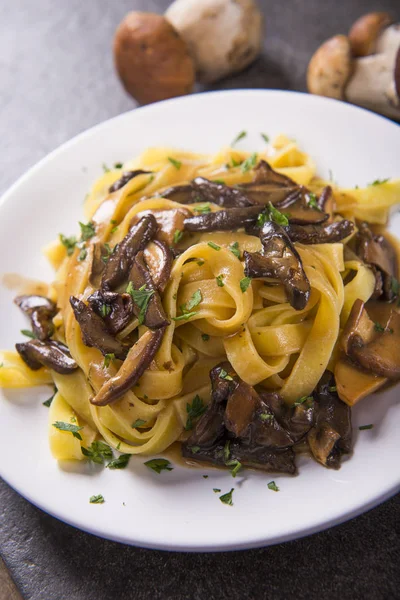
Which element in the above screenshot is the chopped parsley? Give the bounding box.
[328,386,337,393]
[213,488,221,493]
[21,329,36,339]
[203,475,208,479]
[231,130,247,146]
[226,460,242,478]
[168,157,182,170]
[224,440,231,462]
[207,241,221,251]
[359,424,374,430]
[52,421,83,440]
[173,289,202,321]
[114,162,123,169]
[197,259,205,267]
[77,247,87,261]
[144,458,173,473]
[374,322,385,333]
[81,441,113,464]
[267,481,279,492]
[102,163,110,172]
[173,229,183,244]
[229,242,240,258]
[213,179,225,185]
[307,192,320,210]
[193,203,211,214]
[240,277,252,293]
[294,395,314,407]
[79,221,95,241]
[90,494,105,504]
[259,412,273,422]
[126,282,155,325]
[106,454,131,469]
[103,353,115,368]
[219,369,233,381]
[43,387,57,407]
[59,234,77,256]
[241,153,257,173]
[369,178,390,186]
[185,394,206,430]
[229,157,242,168]
[189,446,200,454]
[216,274,225,287]
[219,488,234,506]
[267,202,289,226]
[261,133,270,143]
[100,303,111,318]
[101,243,114,263]
[172,311,198,322]
[201,333,210,342]
[132,419,147,429]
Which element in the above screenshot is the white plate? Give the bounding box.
[0,90,399,551]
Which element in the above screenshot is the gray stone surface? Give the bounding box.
[0,1,399,598]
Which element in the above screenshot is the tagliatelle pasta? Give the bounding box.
[1,135,399,475]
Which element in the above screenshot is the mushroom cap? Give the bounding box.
[307,35,353,100]
[165,0,264,83]
[349,12,393,57]
[113,12,195,105]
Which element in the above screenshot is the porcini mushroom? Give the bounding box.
[165,0,264,83]
[307,35,353,100]
[349,12,393,57]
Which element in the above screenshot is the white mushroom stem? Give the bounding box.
[345,25,400,119]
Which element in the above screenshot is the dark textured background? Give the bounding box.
[1,1,400,599]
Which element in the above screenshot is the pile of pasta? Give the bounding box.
[1,135,399,461]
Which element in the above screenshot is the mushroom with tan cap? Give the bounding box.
[307,12,400,120]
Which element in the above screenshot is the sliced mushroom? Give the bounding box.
[317,186,333,212]
[259,391,315,443]
[275,186,329,225]
[70,296,128,359]
[356,223,397,301]
[307,371,352,469]
[244,221,310,310]
[143,240,173,293]
[91,327,165,406]
[335,356,386,406]
[14,295,57,341]
[285,219,354,244]
[161,178,252,208]
[89,243,107,287]
[16,340,78,374]
[240,160,298,205]
[183,205,262,232]
[87,290,134,335]
[128,251,169,329]
[109,170,153,193]
[132,207,191,246]
[102,215,158,290]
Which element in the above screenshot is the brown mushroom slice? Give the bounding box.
[132,207,191,246]
[275,186,329,225]
[89,243,107,287]
[224,381,260,438]
[183,205,262,232]
[16,340,78,374]
[286,219,354,244]
[109,170,152,193]
[102,215,158,290]
[259,391,315,443]
[14,295,57,341]
[70,296,127,360]
[335,357,386,406]
[244,221,310,310]
[239,160,298,205]
[356,223,397,301]
[161,178,252,208]
[317,186,333,212]
[143,240,173,293]
[307,371,352,469]
[340,298,375,354]
[349,12,393,57]
[87,290,134,335]
[128,251,169,330]
[91,327,165,406]
[209,361,240,403]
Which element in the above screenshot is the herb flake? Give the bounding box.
[229,242,240,258]
[81,440,113,464]
[201,333,210,342]
[89,494,105,504]
[369,178,390,186]
[59,234,77,256]
[241,153,257,173]
[185,394,206,430]
[231,130,247,146]
[107,454,131,469]
[216,274,225,287]
[52,421,84,440]
[168,157,182,170]
[240,277,252,293]
[359,424,374,430]
[103,353,115,368]
[261,133,270,143]
[126,282,155,325]
[207,241,221,251]
[79,221,95,241]
[267,481,279,492]
[21,329,36,339]
[144,458,173,474]
[219,488,234,506]
[132,419,147,429]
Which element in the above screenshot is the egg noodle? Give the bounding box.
[1,135,399,462]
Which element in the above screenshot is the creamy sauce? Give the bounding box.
[2,273,50,296]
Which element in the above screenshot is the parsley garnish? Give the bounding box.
[132,419,147,429]
[359,424,374,430]
[307,192,320,210]
[213,488,221,493]
[126,282,155,325]
[229,157,242,168]
[241,153,257,173]
[168,157,182,170]
[216,274,225,287]
[207,241,220,251]
[224,440,231,461]
[59,234,77,256]
[267,481,279,492]
[369,178,390,186]
[21,329,36,339]
[201,333,210,342]
[78,247,87,261]
[107,454,131,469]
[328,386,337,393]
[259,412,273,421]
[173,229,183,244]
[229,242,240,258]
[226,459,242,477]
[231,131,247,146]
[294,395,313,407]
[213,179,226,185]
[90,494,105,504]
[240,277,252,293]
[102,163,110,172]
[203,475,208,479]
[100,303,111,318]
[267,202,289,226]
[219,488,234,506]
[185,394,206,430]
[197,259,205,267]
[103,353,115,368]
[261,133,270,143]
[43,387,57,407]
[173,289,202,321]
[53,421,84,440]
[79,221,95,241]
[101,243,114,263]
[81,440,113,464]
[144,458,173,473]
[172,311,198,322]
[374,322,385,333]
[193,203,211,214]
[189,446,200,454]
[114,162,123,169]
[219,369,233,381]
